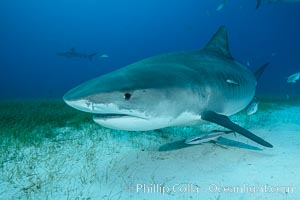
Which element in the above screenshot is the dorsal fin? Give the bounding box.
[203,26,233,59]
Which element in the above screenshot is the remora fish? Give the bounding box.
[57,48,97,61]
[246,101,259,115]
[257,0,300,9]
[287,72,300,83]
[216,0,227,11]
[63,26,273,148]
[99,54,109,58]
[185,130,233,145]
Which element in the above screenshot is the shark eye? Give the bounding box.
[124,93,131,100]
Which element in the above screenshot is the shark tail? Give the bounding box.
[88,53,97,61]
[256,0,264,9]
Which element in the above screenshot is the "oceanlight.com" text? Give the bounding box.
[134,183,294,195]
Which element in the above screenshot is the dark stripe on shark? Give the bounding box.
[202,110,273,148]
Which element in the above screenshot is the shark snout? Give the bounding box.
[63,92,127,115]
[63,87,94,113]
[63,98,93,113]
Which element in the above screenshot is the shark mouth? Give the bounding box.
[64,99,147,118]
[64,99,156,131]
[92,112,153,131]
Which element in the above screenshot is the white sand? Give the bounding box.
[0,104,299,199]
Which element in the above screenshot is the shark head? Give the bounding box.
[63,62,202,131]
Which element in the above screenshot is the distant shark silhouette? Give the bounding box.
[64,26,273,148]
[257,0,300,9]
[57,48,97,61]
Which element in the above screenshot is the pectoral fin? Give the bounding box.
[201,111,273,148]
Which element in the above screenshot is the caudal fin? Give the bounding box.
[254,62,270,81]
[88,53,97,61]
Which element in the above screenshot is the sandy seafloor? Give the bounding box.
[0,98,299,200]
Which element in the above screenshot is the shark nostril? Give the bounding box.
[124,93,131,100]
[86,102,91,107]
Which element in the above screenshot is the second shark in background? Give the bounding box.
[57,48,97,61]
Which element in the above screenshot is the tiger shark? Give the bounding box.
[57,48,97,61]
[257,0,300,9]
[63,26,273,148]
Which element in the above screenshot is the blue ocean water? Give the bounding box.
[0,0,299,99]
